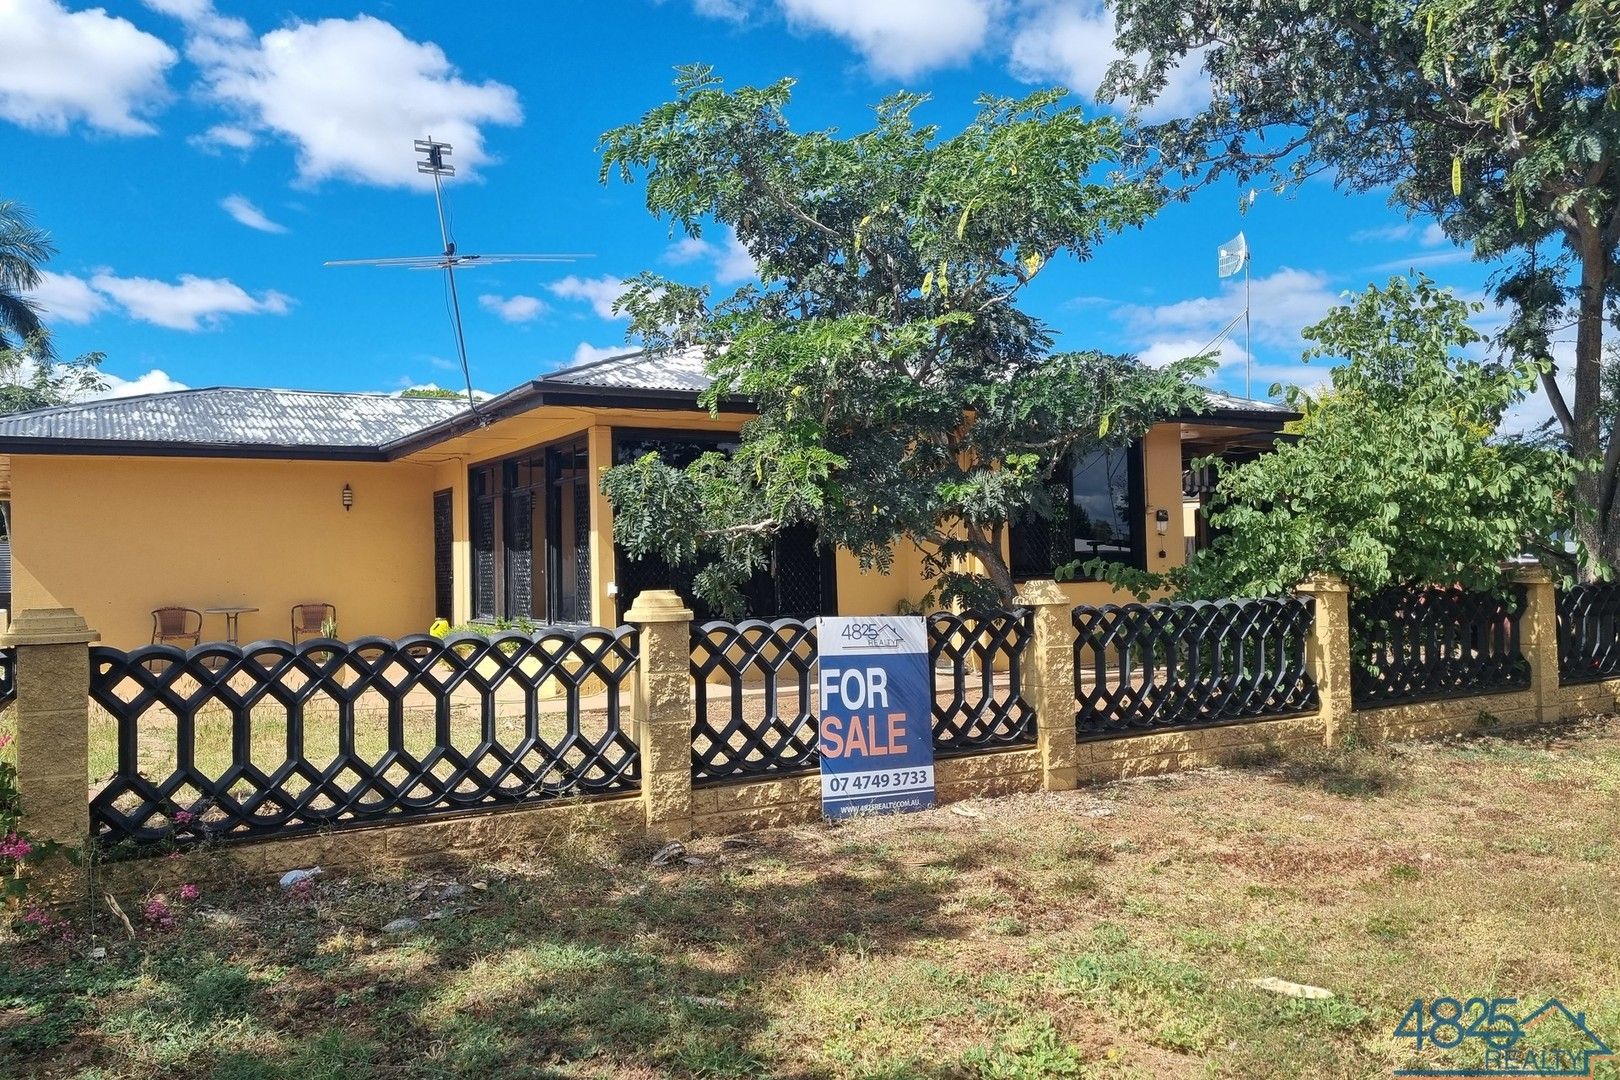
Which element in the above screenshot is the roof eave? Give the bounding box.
[382,382,753,459]
[0,437,391,461]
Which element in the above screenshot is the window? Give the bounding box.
[1009,443,1145,580]
[467,437,592,624]
[610,430,836,620]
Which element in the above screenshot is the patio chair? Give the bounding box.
[151,607,202,647]
[291,603,337,642]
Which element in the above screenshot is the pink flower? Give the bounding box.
[172,810,194,826]
[0,833,32,861]
[0,733,12,750]
[141,897,175,929]
[178,884,199,902]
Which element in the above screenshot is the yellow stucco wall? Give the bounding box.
[9,413,1201,646]
[10,455,441,650]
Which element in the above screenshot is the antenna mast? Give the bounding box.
[414,138,480,416]
[325,138,592,420]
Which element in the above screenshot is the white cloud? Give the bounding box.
[695,0,753,19]
[0,0,177,135]
[220,194,286,233]
[153,4,522,188]
[1136,336,1249,371]
[1350,223,1416,244]
[778,0,998,78]
[1007,1,1209,122]
[1118,267,1343,351]
[89,272,292,331]
[1364,250,1472,274]
[663,226,757,285]
[548,275,629,320]
[90,368,188,399]
[477,293,547,323]
[189,122,255,151]
[1421,222,1448,247]
[25,270,109,324]
[569,342,634,366]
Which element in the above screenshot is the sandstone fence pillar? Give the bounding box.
[625,590,695,840]
[1515,563,1561,723]
[3,608,99,893]
[1014,579,1080,791]
[1296,574,1353,746]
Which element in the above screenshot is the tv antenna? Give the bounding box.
[325,137,591,416]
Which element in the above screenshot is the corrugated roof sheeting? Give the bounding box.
[0,389,465,448]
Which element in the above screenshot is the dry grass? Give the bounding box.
[3,716,1619,1078]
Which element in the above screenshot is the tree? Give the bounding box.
[0,200,55,361]
[1097,277,1579,599]
[1103,0,1619,570]
[0,333,107,414]
[595,68,1210,612]
[399,386,462,400]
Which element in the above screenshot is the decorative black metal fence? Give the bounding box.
[1556,582,1620,685]
[691,619,819,783]
[689,609,1036,782]
[927,609,1036,755]
[1350,585,1528,706]
[89,629,640,849]
[1072,598,1318,736]
[0,646,14,711]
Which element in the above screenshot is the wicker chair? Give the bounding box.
[291,603,337,642]
[151,607,202,647]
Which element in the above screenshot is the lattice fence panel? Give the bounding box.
[89,628,639,850]
[690,619,819,783]
[1073,597,1318,735]
[1350,585,1528,706]
[928,609,1035,754]
[1556,582,1620,685]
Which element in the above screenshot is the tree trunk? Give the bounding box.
[967,523,1019,606]
[1569,219,1617,576]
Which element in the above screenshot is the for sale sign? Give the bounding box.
[817,616,936,820]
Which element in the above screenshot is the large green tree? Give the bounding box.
[1103,0,1620,569]
[1096,277,1579,599]
[0,199,54,360]
[595,69,1209,612]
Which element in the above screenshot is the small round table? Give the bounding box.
[204,606,259,645]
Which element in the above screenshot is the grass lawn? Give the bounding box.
[3,716,1619,1079]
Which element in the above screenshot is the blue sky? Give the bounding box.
[3,0,1507,412]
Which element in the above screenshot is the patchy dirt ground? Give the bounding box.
[4,717,1619,1079]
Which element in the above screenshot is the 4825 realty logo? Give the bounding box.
[1393,997,1612,1077]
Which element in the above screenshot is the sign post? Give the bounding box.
[817,615,936,820]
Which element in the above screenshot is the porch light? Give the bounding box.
[1154,508,1170,536]
[342,483,354,511]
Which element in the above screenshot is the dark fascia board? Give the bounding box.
[1174,408,1297,428]
[379,382,754,458]
[0,437,392,461]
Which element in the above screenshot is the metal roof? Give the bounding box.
[536,347,1293,416]
[541,345,711,392]
[0,388,465,458]
[0,348,1293,459]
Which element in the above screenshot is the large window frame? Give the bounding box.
[1009,442,1147,582]
[469,434,592,624]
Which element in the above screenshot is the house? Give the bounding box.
[0,347,1292,649]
